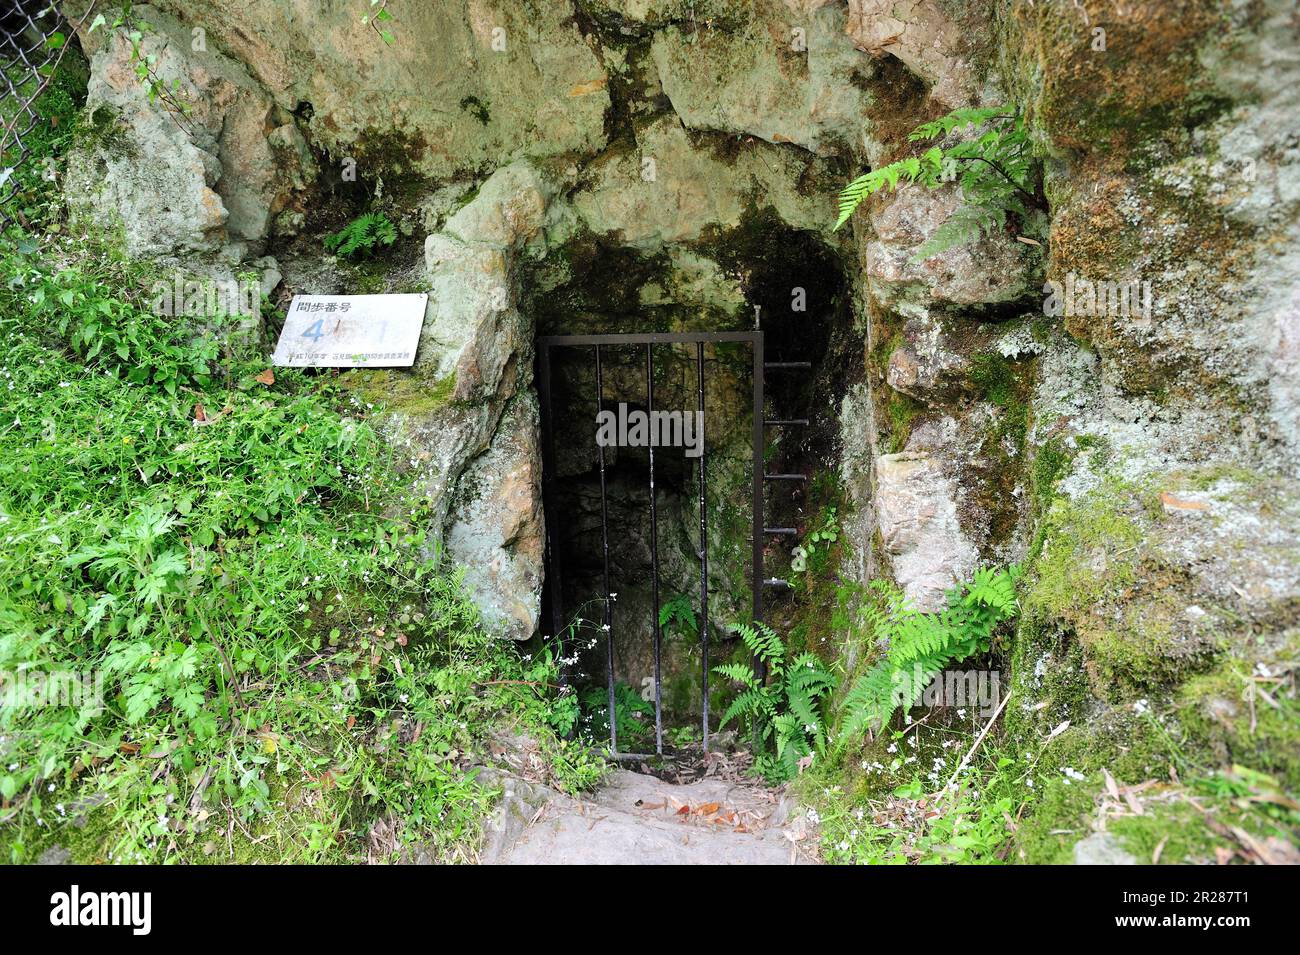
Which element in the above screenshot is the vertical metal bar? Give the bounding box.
[595,345,617,755]
[751,332,766,684]
[646,342,663,755]
[696,341,710,752]
[537,342,566,680]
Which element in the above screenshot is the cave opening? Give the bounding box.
[525,219,852,755]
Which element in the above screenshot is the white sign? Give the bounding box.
[272,294,427,368]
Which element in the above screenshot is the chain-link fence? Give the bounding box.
[0,1,91,221]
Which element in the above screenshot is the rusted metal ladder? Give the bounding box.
[755,353,812,682]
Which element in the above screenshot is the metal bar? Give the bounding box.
[696,341,710,752]
[763,361,811,370]
[764,419,810,427]
[765,473,807,482]
[764,527,798,535]
[752,331,766,687]
[595,345,617,755]
[536,342,567,680]
[646,343,663,755]
[540,331,762,347]
[538,329,767,753]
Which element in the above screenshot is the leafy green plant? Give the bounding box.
[360,0,398,45]
[0,232,569,863]
[714,622,837,782]
[0,39,86,224]
[791,505,839,575]
[813,757,1021,865]
[579,681,654,746]
[833,106,1043,260]
[324,211,397,258]
[668,725,701,748]
[839,566,1021,741]
[89,5,194,135]
[545,738,611,795]
[658,593,698,642]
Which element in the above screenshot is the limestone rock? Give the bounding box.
[863,185,1039,310]
[66,4,313,256]
[445,395,544,641]
[845,0,976,107]
[874,428,979,610]
[374,161,569,639]
[144,0,610,183]
[572,114,832,247]
[649,0,876,154]
[1072,832,1137,866]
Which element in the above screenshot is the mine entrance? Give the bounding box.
[537,332,765,757]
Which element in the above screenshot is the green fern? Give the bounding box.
[714,622,837,782]
[832,105,1043,261]
[838,565,1021,742]
[324,212,398,258]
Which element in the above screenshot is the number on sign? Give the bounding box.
[301,319,326,343]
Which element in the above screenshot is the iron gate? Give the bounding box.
[537,331,766,757]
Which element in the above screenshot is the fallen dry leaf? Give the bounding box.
[1152,835,1168,864]
[1160,491,1209,512]
[1102,768,1120,799]
[567,78,607,97]
[255,368,275,386]
[1045,719,1071,742]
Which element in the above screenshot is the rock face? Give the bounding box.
[844,0,978,108]
[648,0,876,154]
[394,161,572,640]
[139,0,610,183]
[66,4,313,255]
[863,184,1040,311]
[875,443,978,612]
[58,0,1300,860]
[572,114,833,247]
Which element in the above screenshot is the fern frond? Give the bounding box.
[910,202,1004,262]
[713,661,760,688]
[908,105,1013,142]
[718,687,767,730]
[838,661,896,741]
[325,212,398,259]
